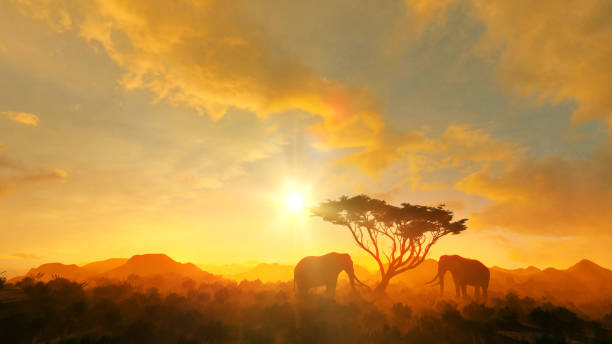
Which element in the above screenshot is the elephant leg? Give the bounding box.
[474,286,481,298]
[296,285,308,298]
[461,285,467,298]
[325,280,337,298]
[455,284,461,297]
[483,286,488,300]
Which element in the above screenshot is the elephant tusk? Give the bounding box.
[424,272,440,285]
[353,276,371,290]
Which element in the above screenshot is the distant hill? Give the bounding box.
[198,262,259,276]
[230,263,294,282]
[8,254,612,305]
[81,258,128,274]
[490,265,541,285]
[101,254,217,282]
[393,259,439,286]
[513,259,612,301]
[9,263,91,283]
[389,258,612,303]
[8,254,222,287]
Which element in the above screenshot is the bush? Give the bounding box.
[0,272,6,290]
[0,278,611,344]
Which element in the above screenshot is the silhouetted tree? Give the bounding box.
[311,195,467,293]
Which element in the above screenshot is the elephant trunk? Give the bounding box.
[437,266,447,296]
[439,269,445,295]
[345,266,357,290]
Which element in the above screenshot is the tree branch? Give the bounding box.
[347,223,385,276]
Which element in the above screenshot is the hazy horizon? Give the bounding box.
[6,252,610,280]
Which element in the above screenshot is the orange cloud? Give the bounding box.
[406,0,612,128]
[1,111,39,126]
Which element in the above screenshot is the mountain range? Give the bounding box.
[8,254,220,286]
[9,254,612,303]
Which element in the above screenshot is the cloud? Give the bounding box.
[401,0,612,246]
[0,154,68,196]
[12,1,532,179]
[436,125,523,168]
[10,252,42,259]
[12,0,72,33]
[12,0,419,175]
[1,111,39,126]
[339,130,430,177]
[341,124,522,182]
[389,125,522,189]
[405,0,612,128]
[457,142,612,235]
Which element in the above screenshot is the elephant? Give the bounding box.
[294,252,368,298]
[426,255,490,299]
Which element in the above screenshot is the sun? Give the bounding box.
[286,192,305,212]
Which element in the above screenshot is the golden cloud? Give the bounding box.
[1,111,39,126]
[457,142,612,235]
[393,125,522,188]
[12,0,72,33]
[14,0,407,173]
[402,0,612,238]
[436,125,523,168]
[406,0,612,128]
[0,154,68,196]
[341,124,521,179]
[13,1,530,178]
[10,252,42,260]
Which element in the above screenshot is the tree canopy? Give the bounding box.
[311,195,467,293]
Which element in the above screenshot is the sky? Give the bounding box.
[1,0,612,277]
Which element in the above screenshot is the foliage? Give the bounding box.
[311,195,467,292]
[0,271,6,290]
[0,277,610,343]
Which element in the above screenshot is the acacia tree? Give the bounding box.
[311,195,467,293]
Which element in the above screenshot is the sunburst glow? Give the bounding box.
[286,192,305,211]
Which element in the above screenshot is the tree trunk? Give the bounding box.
[374,274,392,295]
